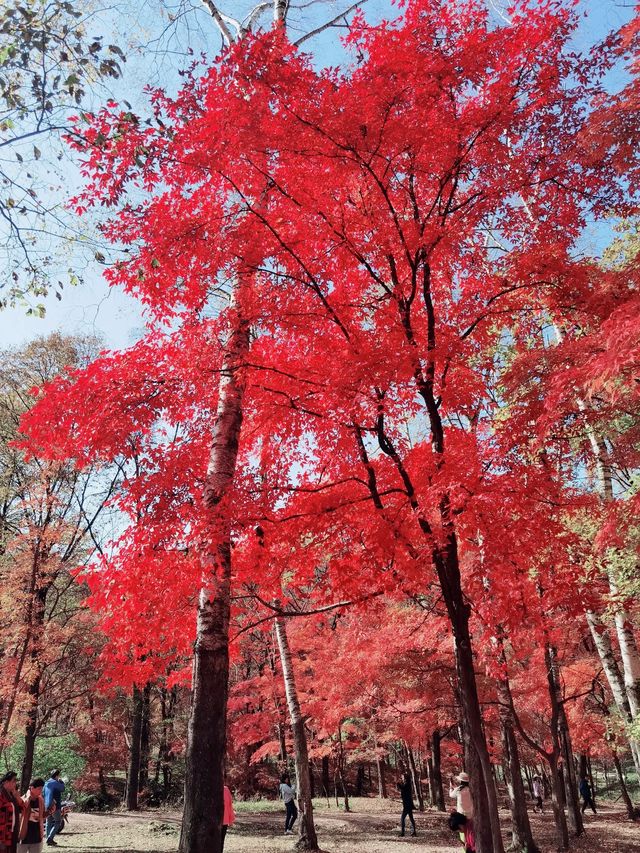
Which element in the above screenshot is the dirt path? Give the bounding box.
[56,801,639,853]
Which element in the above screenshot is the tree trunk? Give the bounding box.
[139,682,152,790]
[496,676,539,853]
[586,610,640,775]
[543,645,569,850]
[405,742,424,811]
[274,616,318,850]
[582,424,640,728]
[548,645,584,838]
[321,756,330,798]
[0,555,48,762]
[398,257,503,852]
[548,756,569,851]
[126,684,144,811]
[376,756,387,799]
[448,587,504,853]
[611,597,640,719]
[158,686,176,798]
[431,731,445,811]
[98,768,108,798]
[611,750,636,820]
[336,724,350,812]
[21,715,37,793]
[179,296,249,853]
[19,657,43,792]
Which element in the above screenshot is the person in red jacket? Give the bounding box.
[221,786,235,852]
[0,772,23,853]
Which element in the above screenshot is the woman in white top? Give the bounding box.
[449,771,473,816]
[279,773,297,835]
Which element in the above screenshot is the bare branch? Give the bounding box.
[293,0,367,47]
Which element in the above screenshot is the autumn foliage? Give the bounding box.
[5,1,640,851]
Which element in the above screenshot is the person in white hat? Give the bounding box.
[449,771,473,817]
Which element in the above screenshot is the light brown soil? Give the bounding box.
[56,798,639,853]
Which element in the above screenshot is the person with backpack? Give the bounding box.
[18,779,45,853]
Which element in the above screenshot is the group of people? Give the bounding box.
[533,773,597,816]
[3,764,599,853]
[393,770,474,846]
[0,769,66,853]
[445,769,596,853]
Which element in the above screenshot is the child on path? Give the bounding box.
[448,811,476,853]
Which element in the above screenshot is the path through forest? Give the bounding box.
[56,799,639,853]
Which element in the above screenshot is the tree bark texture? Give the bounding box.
[126,684,144,811]
[139,682,152,790]
[547,645,584,837]
[376,756,387,799]
[431,731,445,811]
[179,297,249,853]
[586,610,640,773]
[405,742,424,811]
[445,561,504,853]
[583,427,640,728]
[274,616,319,850]
[611,751,637,820]
[543,645,570,850]
[496,675,539,853]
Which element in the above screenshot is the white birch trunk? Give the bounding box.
[180,288,250,853]
[274,616,319,850]
[586,610,640,771]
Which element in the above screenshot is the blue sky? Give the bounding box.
[0,0,635,353]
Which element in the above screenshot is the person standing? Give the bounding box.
[532,776,544,813]
[579,776,596,815]
[221,785,235,853]
[43,772,65,848]
[449,772,473,817]
[18,779,45,853]
[0,772,24,853]
[279,773,297,836]
[449,771,473,849]
[397,772,417,837]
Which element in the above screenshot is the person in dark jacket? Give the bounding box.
[43,772,65,847]
[0,771,23,853]
[579,776,596,814]
[397,773,417,837]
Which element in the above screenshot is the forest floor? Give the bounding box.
[56,797,639,853]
